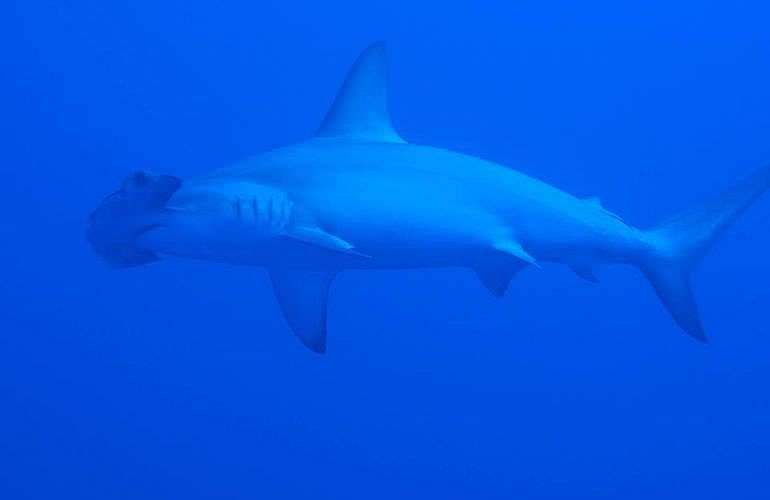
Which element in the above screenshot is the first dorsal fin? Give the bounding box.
[316,42,404,143]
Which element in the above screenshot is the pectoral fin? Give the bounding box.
[474,263,526,297]
[269,269,336,354]
[569,263,600,283]
[282,226,369,257]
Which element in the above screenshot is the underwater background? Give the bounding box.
[3,1,770,498]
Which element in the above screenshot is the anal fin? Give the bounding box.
[569,262,600,283]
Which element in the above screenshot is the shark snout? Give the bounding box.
[86,170,182,268]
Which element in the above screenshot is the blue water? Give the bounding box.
[4,1,770,498]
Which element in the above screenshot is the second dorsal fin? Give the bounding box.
[316,42,404,143]
[584,196,626,223]
[584,196,602,207]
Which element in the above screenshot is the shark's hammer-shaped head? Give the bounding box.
[87,171,182,268]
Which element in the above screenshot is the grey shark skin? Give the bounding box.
[88,42,770,353]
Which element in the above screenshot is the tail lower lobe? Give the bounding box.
[640,165,770,342]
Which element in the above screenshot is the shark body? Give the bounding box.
[88,43,770,353]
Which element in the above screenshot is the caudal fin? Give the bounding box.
[641,165,770,342]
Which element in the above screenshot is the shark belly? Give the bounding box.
[271,143,646,269]
[139,175,506,269]
[150,141,646,271]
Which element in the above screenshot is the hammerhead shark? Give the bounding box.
[87,43,770,353]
